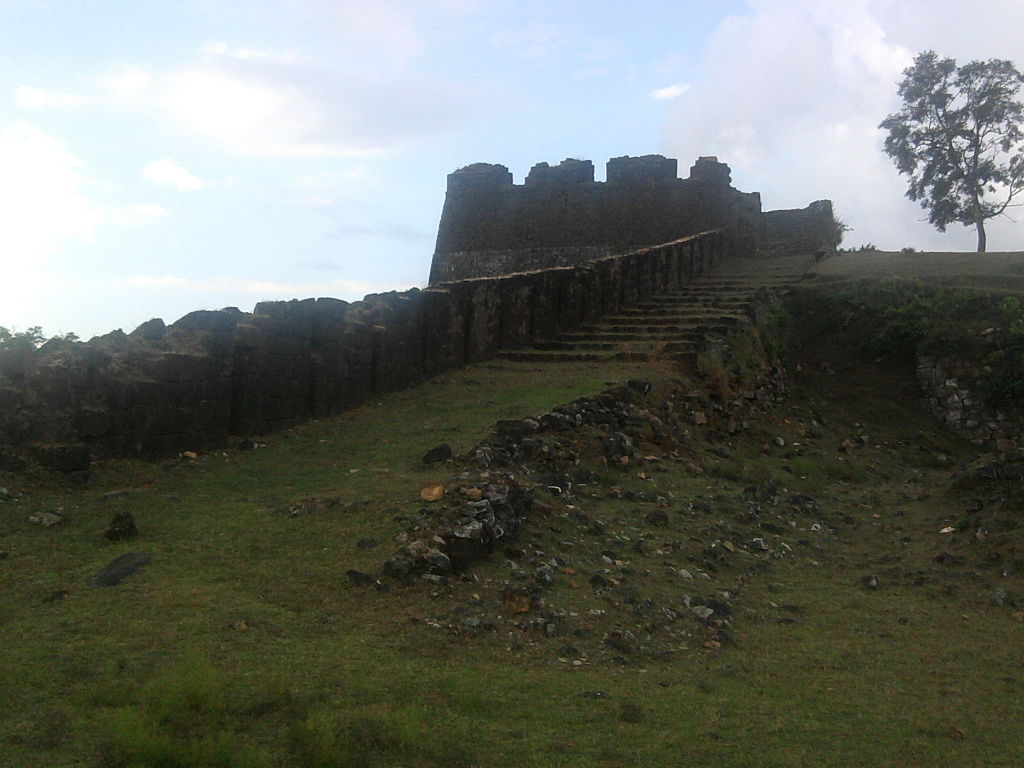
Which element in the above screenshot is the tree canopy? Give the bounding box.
[879,50,1024,252]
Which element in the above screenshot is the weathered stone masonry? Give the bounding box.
[917,354,1022,449]
[428,154,840,285]
[0,153,843,465]
[0,232,724,461]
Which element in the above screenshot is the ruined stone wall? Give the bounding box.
[762,200,840,257]
[917,354,1022,450]
[429,156,760,284]
[0,232,724,463]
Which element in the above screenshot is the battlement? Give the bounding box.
[445,162,514,193]
[430,154,760,284]
[428,154,837,285]
[525,158,595,187]
[606,154,679,186]
[445,154,733,195]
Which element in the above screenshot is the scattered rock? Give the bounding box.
[355,538,379,550]
[420,483,445,502]
[860,574,880,590]
[28,510,65,527]
[604,630,637,655]
[279,496,345,517]
[501,587,532,614]
[104,511,137,541]
[383,540,451,578]
[90,552,152,587]
[422,443,453,464]
[346,569,375,587]
[619,703,645,723]
[644,509,669,527]
[991,590,1013,607]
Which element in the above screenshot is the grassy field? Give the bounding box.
[2,309,1023,766]
[812,249,1024,294]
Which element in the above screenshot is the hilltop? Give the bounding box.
[2,251,1023,767]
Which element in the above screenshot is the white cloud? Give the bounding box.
[0,121,101,325]
[201,41,229,55]
[142,158,206,191]
[0,121,100,253]
[661,0,1024,251]
[652,84,689,101]
[155,52,465,156]
[0,121,174,330]
[15,86,82,109]
[104,66,154,98]
[109,203,168,225]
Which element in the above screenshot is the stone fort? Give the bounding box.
[429,154,838,284]
[0,154,839,466]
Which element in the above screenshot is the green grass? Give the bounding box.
[2,343,1023,767]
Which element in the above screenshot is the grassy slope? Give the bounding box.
[812,249,1024,294]
[2,328,1023,766]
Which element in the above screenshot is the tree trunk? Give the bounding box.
[976,217,987,253]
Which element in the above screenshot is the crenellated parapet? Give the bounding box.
[429,154,756,284]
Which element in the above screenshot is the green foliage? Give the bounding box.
[809,279,986,357]
[832,213,852,246]
[879,50,1024,252]
[980,296,1024,409]
[0,325,78,377]
[796,279,1024,415]
[287,703,474,768]
[101,656,267,768]
[0,326,44,353]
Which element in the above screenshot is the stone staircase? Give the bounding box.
[498,268,809,365]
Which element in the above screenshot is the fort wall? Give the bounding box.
[429,156,762,284]
[762,200,841,257]
[0,232,724,464]
[428,155,836,285]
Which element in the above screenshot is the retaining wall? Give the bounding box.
[0,231,724,462]
[917,353,1022,450]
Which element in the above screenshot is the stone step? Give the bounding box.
[658,290,765,300]
[580,326,735,339]
[637,294,754,304]
[617,306,753,319]
[597,314,751,327]
[557,331,698,343]
[498,350,654,363]
[498,348,698,364]
[532,340,630,351]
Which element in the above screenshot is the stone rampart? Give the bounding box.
[429,156,762,284]
[0,232,724,463]
[762,200,841,257]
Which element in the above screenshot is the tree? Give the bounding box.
[879,50,1024,252]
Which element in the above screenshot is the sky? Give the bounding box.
[3,0,1024,340]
